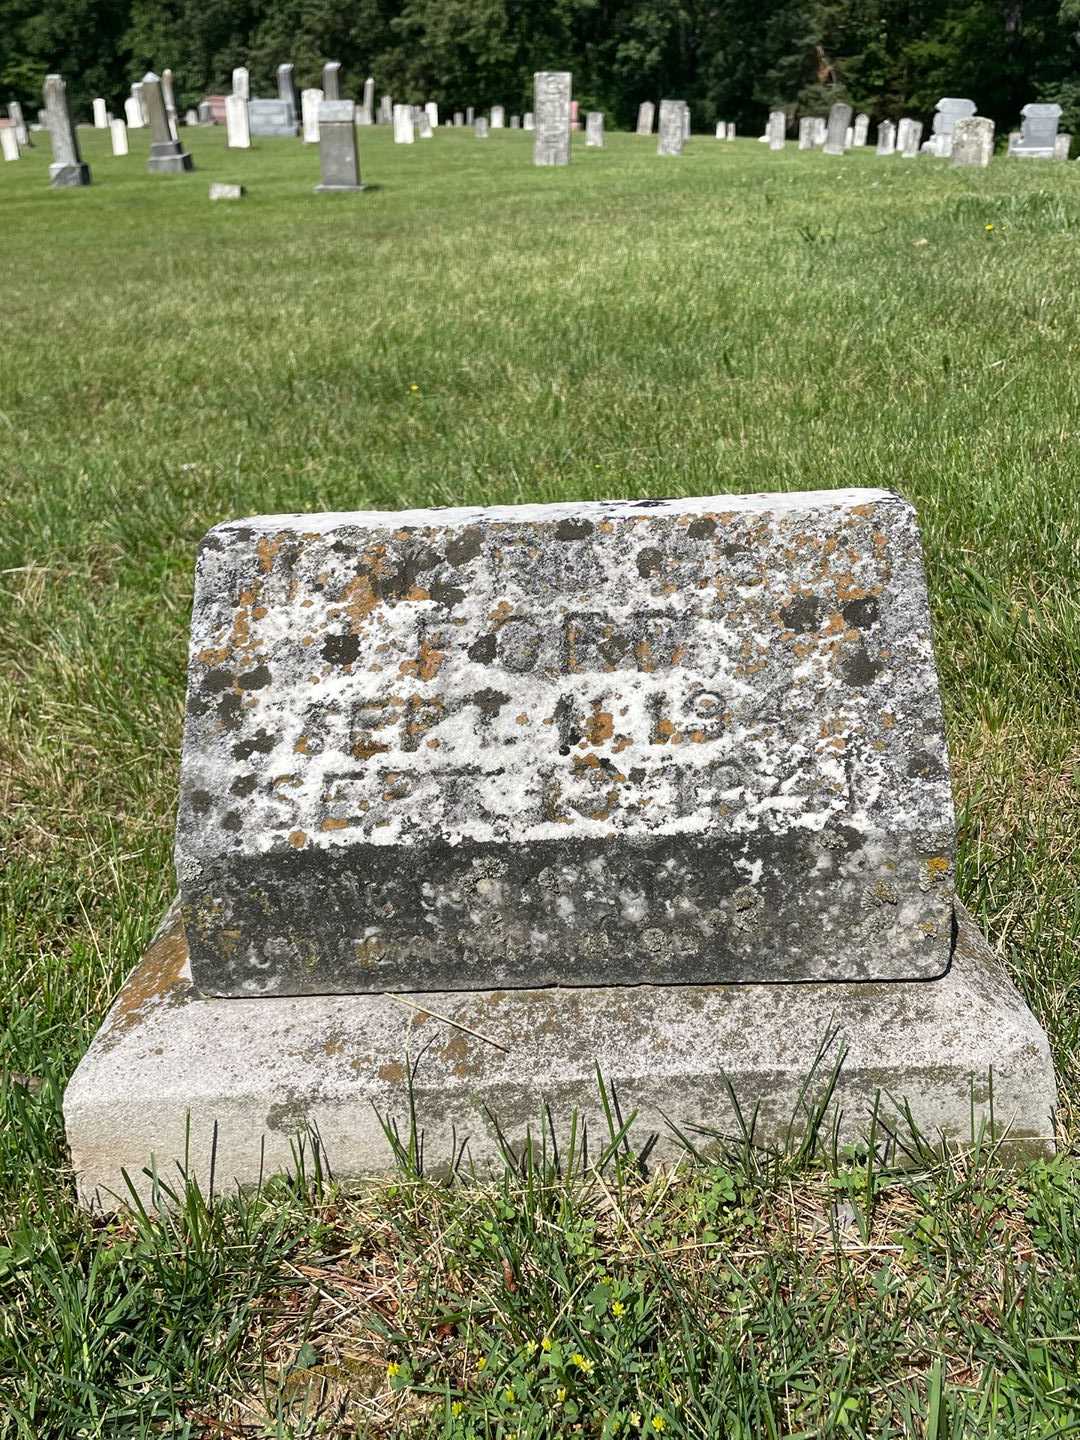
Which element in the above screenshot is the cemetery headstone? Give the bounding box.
[951,115,994,167]
[63,489,1060,1207]
[276,64,299,128]
[454,111,464,127]
[232,68,250,102]
[510,115,520,128]
[466,106,475,125]
[315,98,364,191]
[43,74,90,186]
[92,97,107,128]
[900,119,922,158]
[209,182,245,200]
[637,101,655,135]
[824,102,852,156]
[844,124,854,149]
[124,96,142,129]
[727,123,736,140]
[225,93,251,149]
[0,124,19,161]
[657,98,685,156]
[134,82,149,127]
[853,112,869,146]
[8,101,29,145]
[895,117,912,153]
[162,69,179,137]
[767,109,785,150]
[571,99,581,131]
[322,63,341,101]
[358,78,375,126]
[876,120,896,155]
[301,89,323,144]
[418,110,433,139]
[109,117,128,155]
[425,101,439,129]
[683,104,691,138]
[393,103,415,143]
[248,98,298,139]
[533,71,571,166]
[198,100,212,125]
[1008,103,1061,159]
[491,105,505,129]
[523,112,534,130]
[585,111,604,147]
[143,72,194,172]
[475,116,489,138]
[797,116,815,149]
[379,95,393,126]
[1055,132,1071,160]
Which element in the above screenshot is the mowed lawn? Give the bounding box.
[2,124,1079,1436]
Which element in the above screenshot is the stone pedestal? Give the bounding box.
[142,71,194,173]
[315,99,364,191]
[43,72,91,187]
[65,900,1056,1211]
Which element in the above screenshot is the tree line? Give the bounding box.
[3,0,1079,139]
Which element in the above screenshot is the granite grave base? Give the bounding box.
[148,140,194,174]
[49,162,91,187]
[65,900,1056,1211]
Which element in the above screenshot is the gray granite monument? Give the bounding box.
[1008,103,1061,159]
[876,120,896,156]
[797,116,815,149]
[43,74,90,186]
[533,71,571,166]
[637,101,654,135]
[0,125,19,161]
[249,98,299,139]
[9,100,30,146]
[928,97,976,157]
[853,112,869,146]
[491,105,505,129]
[475,115,489,138]
[301,89,322,143]
[358,78,375,126]
[161,69,179,137]
[767,109,785,150]
[143,72,194,172]
[322,62,341,101]
[585,110,604,147]
[65,490,1058,1209]
[315,98,364,190]
[824,102,852,156]
[657,98,684,156]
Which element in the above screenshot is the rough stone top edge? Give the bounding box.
[202,488,908,544]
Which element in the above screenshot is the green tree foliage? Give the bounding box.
[0,0,1075,135]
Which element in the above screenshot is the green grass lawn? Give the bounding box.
[2,122,1079,1437]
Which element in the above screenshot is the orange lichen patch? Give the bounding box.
[378,1060,406,1083]
[850,503,877,518]
[516,713,529,726]
[339,572,380,632]
[294,736,310,754]
[252,606,268,620]
[399,639,445,681]
[196,582,265,667]
[688,730,706,744]
[489,600,514,624]
[612,735,632,754]
[652,717,675,745]
[634,640,655,673]
[352,739,391,760]
[426,738,441,750]
[288,830,307,849]
[585,703,614,746]
[926,856,950,879]
[301,597,314,608]
[572,752,602,771]
[404,585,430,602]
[824,611,846,635]
[107,914,189,1040]
[881,712,896,729]
[321,818,349,831]
[589,788,621,821]
[272,774,297,788]
[598,520,614,533]
[256,534,285,575]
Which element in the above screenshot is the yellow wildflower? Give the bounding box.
[571,1352,595,1375]
[503,1386,515,1403]
[523,1340,538,1356]
[985,223,994,231]
[556,1386,568,1402]
[386,1361,401,1378]
[652,1418,666,1433]
[629,1413,641,1428]
[612,1301,626,1317]
[541,1336,553,1352]
[451,1401,463,1417]
[476,1355,487,1371]
[409,383,420,391]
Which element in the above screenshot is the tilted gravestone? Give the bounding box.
[657,99,685,156]
[358,78,375,126]
[43,73,90,186]
[876,120,896,156]
[8,100,30,146]
[952,115,994,168]
[315,99,364,190]
[276,63,299,128]
[1009,103,1061,159]
[637,101,654,135]
[533,71,571,166]
[93,97,107,128]
[65,489,1058,1208]
[0,124,19,161]
[824,102,852,156]
[109,117,128,156]
[143,72,194,173]
[585,111,604,147]
[162,69,179,137]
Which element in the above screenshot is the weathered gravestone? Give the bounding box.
[1055,132,1071,159]
[358,78,375,126]
[393,103,414,143]
[418,110,433,139]
[109,117,128,155]
[767,110,785,150]
[951,115,994,168]
[533,71,571,166]
[92,97,107,128]
[277,64,299,129]
[491,105,505,129]
[454,112,464,127]
[9,100,30,146]
[322,62,342,101]
[65,490,1059,1208]
[797,116,816,149]
[657,99,685,156]
[901,119,923,158]
[510,115,520,129]
[929,97,975,157]
[124,95,143,129]
[315,99,364,190]
[853,112,869,146]
[523,112,534,130]
[162,69,179,137]
[209,182,244,200]
[637,101,654,135]
[250,98,299,138]
[844,125,854,149]
[466,106,475,125]
[185,109,199,126]
[133,82,149,126]
[225,93,251,149]
[0,124,18,161]
[43,74,90,186]
[1008,103,1061,159]
[425,101,439,129]
[475,116,489,138]
[876,120,896,156]
[824,102,852,156]
[585,111,604,147]
[232,68,250,102]
[301,89,322,144]
[143,72,194,173]
[380,95,393,126]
